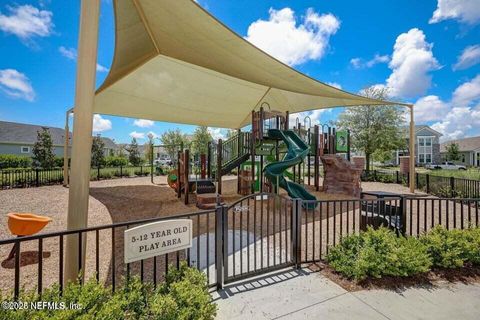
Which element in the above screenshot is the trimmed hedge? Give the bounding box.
[0,262,216,320]
[0,154,32,169]
[327,226,480,281]
[326,228,431,280]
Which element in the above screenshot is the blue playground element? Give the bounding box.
[263,129,317,207]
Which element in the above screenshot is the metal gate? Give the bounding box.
[221,193,296,285]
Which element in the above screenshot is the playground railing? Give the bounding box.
[362,169,480,199]
[0,207,219,299]
[0,165,160,190]
[1,195,478,298]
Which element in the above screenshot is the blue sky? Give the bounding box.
[0,0,479,143]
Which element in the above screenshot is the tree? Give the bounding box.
[336,86,406,171]
[91,136,106,168]
[160,129,188,161]
[32,127,56,168]
[126,138,142,166]
[191,126,212,155]
[446,142,460,161]
[144,139,154,163]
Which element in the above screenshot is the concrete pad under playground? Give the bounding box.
[212,268,480,320]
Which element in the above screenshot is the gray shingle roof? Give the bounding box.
[440,136,480,153]
[0,121,117,148]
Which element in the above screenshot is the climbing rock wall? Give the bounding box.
[321,155,363,198]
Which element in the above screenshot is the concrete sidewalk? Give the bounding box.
[212,268,480,320]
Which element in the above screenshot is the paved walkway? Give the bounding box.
[212,268,480,320]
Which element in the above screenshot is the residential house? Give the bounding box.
[0,121,117,158]
[393,125,443,165]
[440,136,480,167]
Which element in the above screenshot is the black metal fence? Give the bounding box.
[1,194,478,299]
[0,165,156,190]
[362,169,480,199]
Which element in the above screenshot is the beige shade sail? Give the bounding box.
[94,0,408,129]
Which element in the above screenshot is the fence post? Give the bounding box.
[426,174,430,194]
[35,168,39,187]
[396,171,399,184]
[97,167,100,180]
[373,170,377,181]
[215,204,225,290]
[400,196,407,236]
[450,176,455,198]
[291,199,302,269]
[415,172,419,189]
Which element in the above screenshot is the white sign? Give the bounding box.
[124,219,192,263]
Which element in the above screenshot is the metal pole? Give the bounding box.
[215,204,224,290]
[409,105,415,193]
[65,0,100,283]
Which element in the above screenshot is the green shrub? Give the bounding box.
[0,262,216,320]
[463,227,480,265]
[54,157,66,168]
[0,154,32,169]
[105,156,128,167]
[327,227,431,280]
[420,225,473,268]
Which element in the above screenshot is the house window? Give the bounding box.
[21,146,30,153]
[417,136,434,164]
[426,154,431,163]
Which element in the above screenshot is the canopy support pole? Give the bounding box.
[409,105,415,193]
[63,108,73,187]
[64,0,100,284]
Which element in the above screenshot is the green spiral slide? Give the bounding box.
[263,129,317,205]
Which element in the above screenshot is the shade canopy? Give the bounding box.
[94,0,407,129]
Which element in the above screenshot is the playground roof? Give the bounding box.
[94,0,409,129]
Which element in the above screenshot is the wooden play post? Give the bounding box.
[65,0,100,283]
[184,149,189,204]
[314,125,320,191]
[200,154,206,179]
[177,150,182,199]
[217,140,223,194]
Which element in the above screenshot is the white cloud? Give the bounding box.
[0,69,35,101]
[429,0,480,25]
[208,127,229,140]
[386,28,439,98]
[58,46,109,73]
[350,54,389,69]
[129,131,145,139]
[452,74,480,107]
[327,82,342,89]
[92,114,112,132]
[0,4,54,43]
[58,46,76,60]
[432,106,480,141]
[426,75,480,140]
[413,95,449,122]
[289,109,329,128]
[453,45,480,71]
[350,58,361,69]
[133,119,154,128]
[245,7,340,66]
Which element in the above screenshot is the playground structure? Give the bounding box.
[163,105,352,208]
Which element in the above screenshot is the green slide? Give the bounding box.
[263,129,317,206]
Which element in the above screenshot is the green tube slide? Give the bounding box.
[263,129,317,207]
